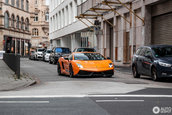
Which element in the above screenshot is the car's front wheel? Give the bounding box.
[57,63,62,75]
[132,65,140,78]
[49,58,52,64]
[152,68,159,81]
[69,64,74,78]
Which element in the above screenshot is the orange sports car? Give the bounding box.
[57,52,114,77]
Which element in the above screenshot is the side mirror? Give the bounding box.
[107,57,111,60]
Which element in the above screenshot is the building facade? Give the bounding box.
[0,0,31,56]
[77,0,172,66]
[49,0,97,51]
[30,0,49,49]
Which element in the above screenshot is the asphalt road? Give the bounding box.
[1,58,170,115]
[0,95,172,115]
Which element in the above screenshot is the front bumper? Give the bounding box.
[157,66,172,78]
[76,70,114,77]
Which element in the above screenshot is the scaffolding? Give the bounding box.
[76,0,145,29]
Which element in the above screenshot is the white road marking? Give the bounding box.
[0,101,49,104]
[96,100,144,103]
[0,95,171,98]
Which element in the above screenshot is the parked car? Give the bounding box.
[132,45,172,81]
[49,47,71,64]
[57,52,114,77]
[0,51,5,60]
[73,48,96,52]
[29,51,36,60]
[35,48,45,60]
[43,49,52,62]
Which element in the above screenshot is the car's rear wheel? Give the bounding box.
[57,63,62,75]
[132,65,140,78]
[152,68,159,81]
[69,65,74,78]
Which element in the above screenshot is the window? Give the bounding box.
[11,0,15,6]
[5,0,9,4]
[16,16,19,29]
[21,0,24,9]
[152,47,172,58]
[32,28,39,36]
[139,48,146,56]
[55,48,70,53]
[26,0,29,11]
[144,48,153,58]
[69,55,73,60]
[25,18,29,31]
[74,53,105,60]
[34,14,38,21]
[4,12,9,28]
[45,12,49,22]
[11,14,15,28]
[35,0,38,5]
[16,0,19,8]
[21,17,24,30]
[136,48,142,55]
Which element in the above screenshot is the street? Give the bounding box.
[0,58,172,115]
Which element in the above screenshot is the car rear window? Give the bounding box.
[37,49,44,52]
[139,48,146,56]
[46,50,52,53]
[55,48,70,53]
[136,48,142,55]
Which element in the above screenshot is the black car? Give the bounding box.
[49,47,71,64]
[132,45,172,81]
[73,48,96,52]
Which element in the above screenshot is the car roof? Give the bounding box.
[139,45,172,49]
[54,47,69,49]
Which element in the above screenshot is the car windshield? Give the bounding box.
[31,51,35,54]
[46,50,52,53]
[77,48,96,52]
[55,48,70,53]
[37,49,44,52]
[152,47,172,57]
[74,53,105,60]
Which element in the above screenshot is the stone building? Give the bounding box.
[77,0,172,66]
[49,0,97,51]
[0,0,31,56]
[30,0,49,49]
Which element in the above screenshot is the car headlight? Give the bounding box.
[159,62,171,67]
[76,63,83,68]
[109,63,113,68]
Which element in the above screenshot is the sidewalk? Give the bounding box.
[115,65,132,75]
[0,60,36,91]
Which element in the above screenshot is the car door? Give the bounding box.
[136,48,146,74]
[63,55,70,73]
[142,48,153,75]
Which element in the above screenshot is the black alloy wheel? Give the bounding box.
[57,63,62,75]
[152,68,159,81]
[132,65,140,78]
[69,65,74,78]
[49,58,52,64]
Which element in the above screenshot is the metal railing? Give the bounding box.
[3,53,20,78]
